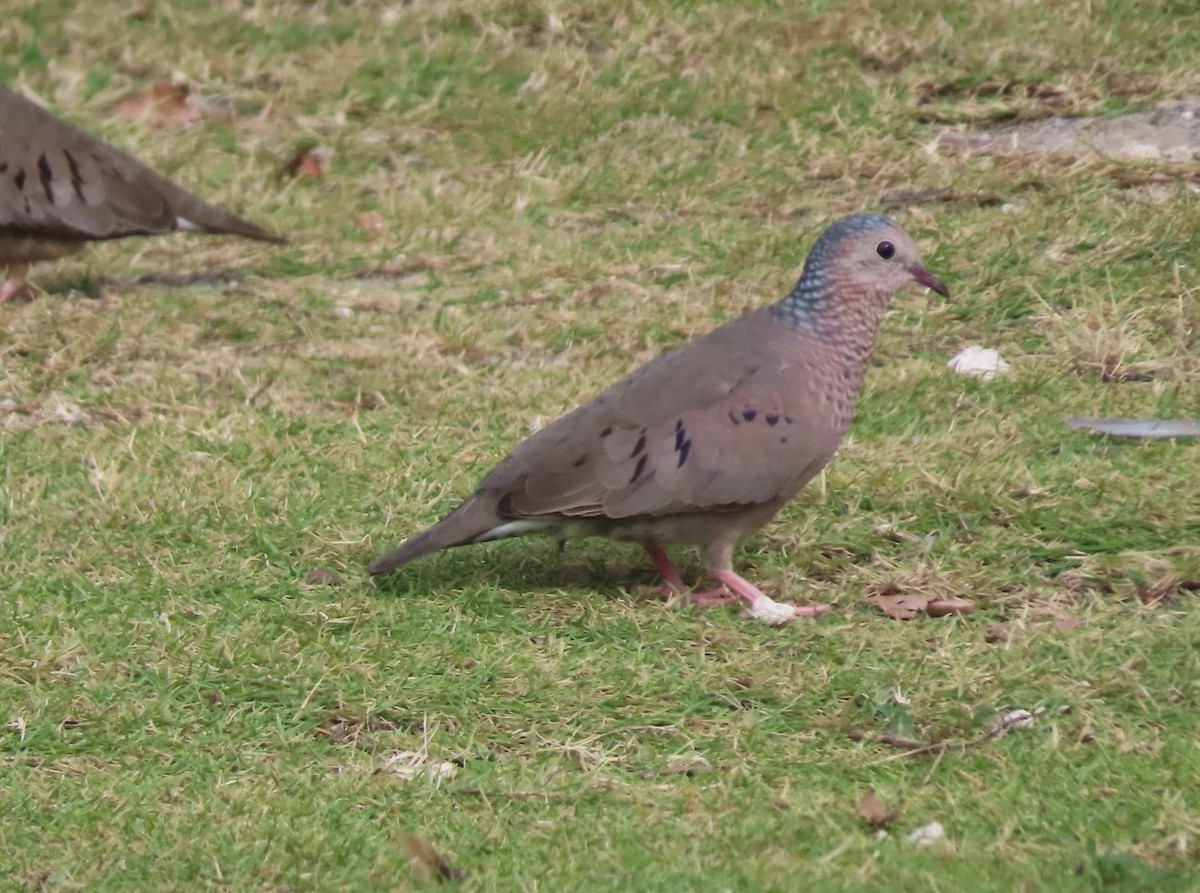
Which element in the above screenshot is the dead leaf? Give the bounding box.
[1054,615,1080,630]
[985,623,1015,643]
[1134,576,1196,605]
[282,144,326,180]
[872,592,932,621]
[857,788,903,828]
[305,567,343,586]
[926,597,974,617]
[115,82,204,128]
[354,211,385,233]
[402,834,464,883]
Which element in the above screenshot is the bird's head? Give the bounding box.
[814,213,949,302]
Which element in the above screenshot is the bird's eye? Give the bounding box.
[876,240,895,260]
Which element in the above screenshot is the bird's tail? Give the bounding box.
[169,187,286,243]
[367,496,505,576]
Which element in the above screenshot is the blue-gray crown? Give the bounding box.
[772,213,896,327]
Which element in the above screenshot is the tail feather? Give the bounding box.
[367,496,504,576]
[170,190,286,243]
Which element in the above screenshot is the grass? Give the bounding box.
[2,0,1199,889]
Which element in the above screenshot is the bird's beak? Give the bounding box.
[908,263,949,298]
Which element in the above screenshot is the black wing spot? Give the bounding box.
[630,431,647,457]
[572,454,587,468]
[63,149,86,201]
[37,153,54,201]
[676,440,691,467]
[742,409,757,422]
[766,413,780,426]
[600,426,613,437]
[14,168,26,190]
[629,454,648,484]
[674,422,687,451]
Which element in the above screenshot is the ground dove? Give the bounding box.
[0,85,282,302]
[369,214,948,624]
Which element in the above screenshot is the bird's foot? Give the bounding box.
[641,544,830,622]
[637,582,738,608]
[741,592,831,625]
[711,569,831,626]
[679,587,742,608]
[0,277,29,303]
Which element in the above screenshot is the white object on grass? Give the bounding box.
[947,346,1010,380]
[906,821,946,848]
[1064,417,1200,439]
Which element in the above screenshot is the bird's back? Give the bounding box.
[0,86,281,246]
[479,305,860,525]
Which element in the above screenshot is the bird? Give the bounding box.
[0,84,283,302]
[368,213,948,624]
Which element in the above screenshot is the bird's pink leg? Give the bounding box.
[643,541,830,622]
[702,541,832,624]
[643,542,687,594]
[0,268,28,303]
[712,569,831,622]
[643,542,741,606]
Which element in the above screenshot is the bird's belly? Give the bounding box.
[0,236,86,264]
[603,501,786,548]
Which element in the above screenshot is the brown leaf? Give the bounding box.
[1136,583,1168,605]
[115,82,204,128]
[354,211,385,233]
[873,592,932,621]
[926,597,974,617]
[305,567,343,586]
[985,623,1015,643]
[856,788,903,828]
[1054,615,1080,630]
[402,834,464,883]
[283,145,326,180]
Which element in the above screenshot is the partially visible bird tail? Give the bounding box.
[169,189,286,243]
[367,496,506,576]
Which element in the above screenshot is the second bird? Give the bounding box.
[0,84,282,302]
[369,213,948,624]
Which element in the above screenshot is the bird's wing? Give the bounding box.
[0,86,281,243]
[482,309,842,520]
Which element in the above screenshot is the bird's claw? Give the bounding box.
[741,594,832,626]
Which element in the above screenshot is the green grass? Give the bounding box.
[2,0,1200,890]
